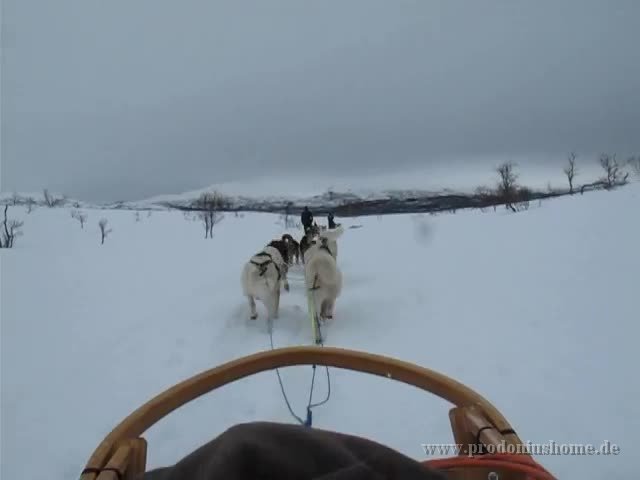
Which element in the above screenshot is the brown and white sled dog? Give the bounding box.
[241,241,290,320]
[281,234,300,265]
[303,225,345,321]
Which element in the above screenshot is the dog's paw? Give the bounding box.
[284,282,290,292]
[250,314,258,320]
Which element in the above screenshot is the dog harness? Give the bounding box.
[310,238,333,257]
[320,244,333,256]
[251,252,281,280]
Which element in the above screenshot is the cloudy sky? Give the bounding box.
[2,0,639,201]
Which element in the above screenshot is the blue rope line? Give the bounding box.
[268,314,332,428]
[269,319,306,425]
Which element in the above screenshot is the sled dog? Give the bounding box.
[305,224,341,262]
[299,223,320,264]
[303,225,345,321]
[241,241,290,320]
[322,224,341,260]
[281,234,300,265]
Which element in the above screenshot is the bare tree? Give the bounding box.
[43,189,65,207]
[43,189,52,206]
[10,192,20,206]
[71,209,88,228]
[98,218,112,244]
[193,191,227,238]
[496,161,519,211]
[25,197,37,213]
[0,205,23,248]
[599,153,628,188]
[563,152,578,194]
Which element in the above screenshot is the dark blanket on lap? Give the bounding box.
[139,421,446,480]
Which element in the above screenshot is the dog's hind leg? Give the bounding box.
[247,296,258,320]
[319,299,329,320]
[312,290,324,324]
[322,298,335,320]
[264,289,279,321]
[326,299,335,319]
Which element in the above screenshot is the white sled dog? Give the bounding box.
[241,240,290,320]
[303,225,344,321]
[315,224,340,260]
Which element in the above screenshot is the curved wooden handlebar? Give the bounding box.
[81,346,522,479]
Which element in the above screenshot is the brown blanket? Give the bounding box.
[139,421,446,480]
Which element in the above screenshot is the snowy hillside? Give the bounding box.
[1,181,639,480]
[1,156,618,214]
[129,159,609,211]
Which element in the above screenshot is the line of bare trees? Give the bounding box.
[3,189,64,213]
[564,151,634,194]
[473,151,636,214]
[597,153,629,188]
[2,153,637,246]
[563,152,634,194]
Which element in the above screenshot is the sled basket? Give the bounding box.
[79,346,557,480]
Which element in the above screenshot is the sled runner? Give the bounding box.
[79,346,557,480]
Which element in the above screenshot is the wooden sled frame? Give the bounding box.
[79,346,556,480]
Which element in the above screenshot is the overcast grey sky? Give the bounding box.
[2,0,639,201]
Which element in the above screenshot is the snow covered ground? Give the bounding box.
[1,181,639,480]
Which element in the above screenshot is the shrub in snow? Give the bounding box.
[563,152,578,194]
[98,218,112,245]
[0,205,23,248]
[599,153,629,189]
[71,209,88,228]
[43,188,65,207]
[192,192,228,238]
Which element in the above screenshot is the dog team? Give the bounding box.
[241,207,344,324]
